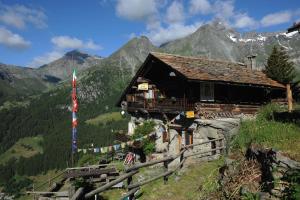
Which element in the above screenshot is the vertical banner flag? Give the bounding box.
[72,69,78,154]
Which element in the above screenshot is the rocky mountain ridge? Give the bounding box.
[1,21,300,105]
[162,21,300,69]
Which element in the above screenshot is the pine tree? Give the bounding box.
[265,46,296,84]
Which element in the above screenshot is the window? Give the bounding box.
[200,83,214,101]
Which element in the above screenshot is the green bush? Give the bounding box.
[143,139,156,155]
[132,120,155,140]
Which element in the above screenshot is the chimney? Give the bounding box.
[246,54,257,70]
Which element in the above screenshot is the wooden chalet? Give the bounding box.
[117,52,286,118]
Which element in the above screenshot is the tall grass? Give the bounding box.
[232,104,300,161]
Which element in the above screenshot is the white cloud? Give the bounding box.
[51,36,102,50]
[234,13,257,29]
[0,27,30,50]
[189,0,212,15]
[261,11,292,27]
[146,22,203,45]
[28,51,63,68]
[116,0,157,21]
[0,3,47,29]
[214,0,235,22]
[165,1,185,24]
[52,36,83,49]
[85,40,102,50]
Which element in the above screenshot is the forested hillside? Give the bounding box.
[0,36,156,193]
[0,63,129,189]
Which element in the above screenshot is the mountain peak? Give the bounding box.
[64,50,90,59]
[128,35,152,45]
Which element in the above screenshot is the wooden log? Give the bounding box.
[128,158,186,190]
[120,187,140,200]
[70,187,84,200]
[84,170,139,199]
[64,168,116,179]
[66,164,110,171]
[125,155,176,172]
[26,191,68,196]
[184,147,225,158]
[128,170,173,190]
[183,138,224,149]
[287,84,293,112]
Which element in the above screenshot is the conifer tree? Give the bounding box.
[265,46,295,84]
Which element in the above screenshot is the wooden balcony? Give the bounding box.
[126,97,195,113]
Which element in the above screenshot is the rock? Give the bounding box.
[276,152,300,169]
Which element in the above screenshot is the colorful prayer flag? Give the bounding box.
[72,112,78,127]
[72,128,77,153]
[121,143,126,149]
[113,144,121,151]
[108,146,113,152]
[72,69,77,88]
[101,147,108,153]
[72,99,78,112]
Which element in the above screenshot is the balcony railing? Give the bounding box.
[127,97,195,112]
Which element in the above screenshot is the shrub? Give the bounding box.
[132,120,155,140]
[143,139,156,155]
[256,103,282,121]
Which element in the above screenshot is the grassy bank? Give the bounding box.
[232,104,300,161]
[101,158,223,200]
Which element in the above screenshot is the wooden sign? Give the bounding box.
[138,83,148,90]
[186,111,195,118]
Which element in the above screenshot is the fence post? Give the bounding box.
[163,160,168,184]
[127,176,134,200]
[180,151,184,169]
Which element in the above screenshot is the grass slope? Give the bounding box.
[232,104,300,161]
[85,112,123,126]
[0,136,43,165]
[102,159,223,200]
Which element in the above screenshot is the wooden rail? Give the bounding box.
[83,137,225,199]
[84,170,139,199]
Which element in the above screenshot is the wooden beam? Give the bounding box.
[120,187,140,200]
[184,147,225,158]
[66,164,109,170]
[64,168,116,179]
[127,158,186,190]
[70,187,84,200]
[125,155,176,172]
[287,83,293,112]
[84,170,139,199]
[26,191,68,196]
[183,138,224,149]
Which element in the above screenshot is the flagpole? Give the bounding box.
[71,69,78,167]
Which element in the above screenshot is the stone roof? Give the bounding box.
[151,52,285,88]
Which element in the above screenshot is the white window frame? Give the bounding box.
[200,82,214,102]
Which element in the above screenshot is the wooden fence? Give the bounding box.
[82,137,225,200]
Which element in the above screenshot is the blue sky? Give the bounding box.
[0,0,299,67]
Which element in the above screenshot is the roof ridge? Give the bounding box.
[150,51,246,66]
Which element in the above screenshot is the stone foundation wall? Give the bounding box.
[128,116,241,165]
